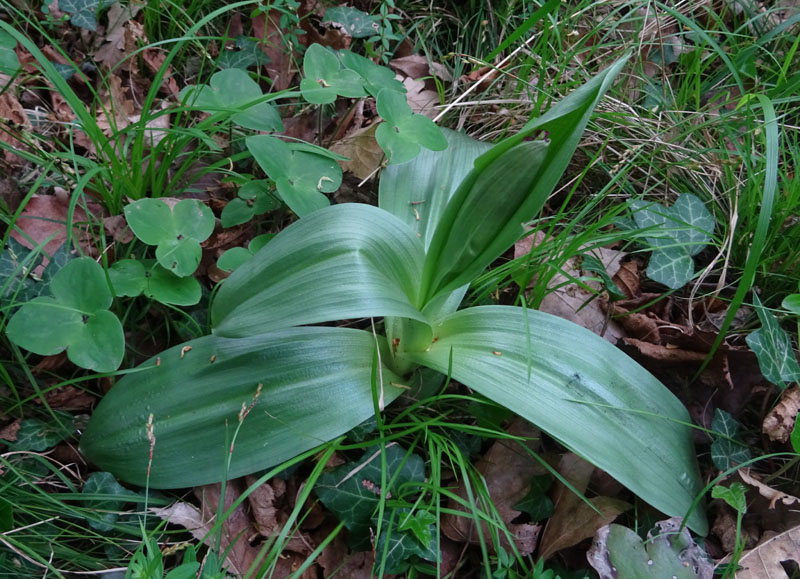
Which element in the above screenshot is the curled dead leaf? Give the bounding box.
[762,386,800,443]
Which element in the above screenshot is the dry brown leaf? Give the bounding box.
[538,454,630,560]
[245,475,285,537]
[253,11,298,91]
[103,215,134,244]
[730,526,800,578]
[150,502,207,543]
[10,192,92,272]
[739,470,800,510]
[402,77,439,118]
[712,506,760,553]
[441,418,544,556]
[141,49,180,98]
[0,419,21,442]
[763,386,800,443]
[96,74,136,134]
[42,386,96,411]
[330,124,383,179]
[0,90,31,166]
[390,55,453,83]
[195,480,262,576]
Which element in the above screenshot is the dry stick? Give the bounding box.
[433,32,540,124]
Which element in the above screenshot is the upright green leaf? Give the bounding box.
[212,204,428,337]
[300,44,366,104]
[379,129,491,251]
[405,306,707,534]
[80,327,404,487]
[421,57,628,302]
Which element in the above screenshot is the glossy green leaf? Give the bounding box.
[124,199,214,277]
[746,294,800,388]
[322,7,380,39]
[80,327,403,487]
[180,68,283,132]
[420,57,628,302]
[6,258,124,372]
[300,44,366,104]
[246,135,343,216]
[378,128,492,250]
[82,472,138,532]
[60,0,102,30]
[212,204,428,337]
[5,414,74,452]
[709,409,751,470]
[315,444,425,543]
[376,508,439,574]
[375,89,447,165]
[405,306,707,534]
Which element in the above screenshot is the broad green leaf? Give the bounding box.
[711,483,747,514]
[300,44,366,104]
[60,0,102,30]
[6,258,124,372]
[108,259,146,297]
[220,198,255,227]
[80,327,404,487]
[323,7,381,39]
[375,89,447,165]
[379,128,492,251]
[315,444,425,543]
[217,234,275,273]
[397,510,437,548]
[375,508,439,574]
[124,199,214,277]
[82,472,138,532]
[181,68,283,132]
[220,180,281,227]
[406,306,707,534]
[709,408,751,470]
[109,259,201,306]
[5,415,74,452]
[746,294,800,388]
[212,204,428,337]
[246,135,343,216]
[669,194,715,257]
[421,57,628,302]
[783,293,800,315]
[0,30,20,75]
[589,520,713,579]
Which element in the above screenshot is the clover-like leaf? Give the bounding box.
[746,293,800,389]
[180,68,283,132]
[322,7,381,39]
[375,89,447,165]
[0,29,20,75]
[340,49,404,97]
[220,180,281,227]
[109,259,201,306]
[246,136,344,216]
[300,43,367,105]
[217,234,275,273]
[124,199,214,277]
[5,258,124,372]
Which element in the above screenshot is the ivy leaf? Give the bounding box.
[0,29,20,75]
[710,409,751,470]
[512,474,555,522]
[711,482,747,514]
[375,89,447,165]
[5,258,124,372]
[300,44,367,105]
[124,199,214,277]
[82,472,139,532]
[5,414,74,452]
[217,36,271,70]
[376,508,439,574]
[322,7,381,39]
[180,68,283,132]
[315,444,425,548]
[59,0,104,30]
[396,510,437,548]
[644,245,695,290]
[0,239,74,306]
[746,293,800,389]
[246,136,344,216]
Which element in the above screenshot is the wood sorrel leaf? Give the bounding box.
[300,44,366,104]
[375,89,447,165]
[124,199,214,277]
[6,258,124,372]
[246,135,344,217]
[109,259,201,306]
[180,68,283,132]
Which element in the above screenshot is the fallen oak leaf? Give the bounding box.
[762,386,800,443]
[723,526,800,578]
[738,469,800,510]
